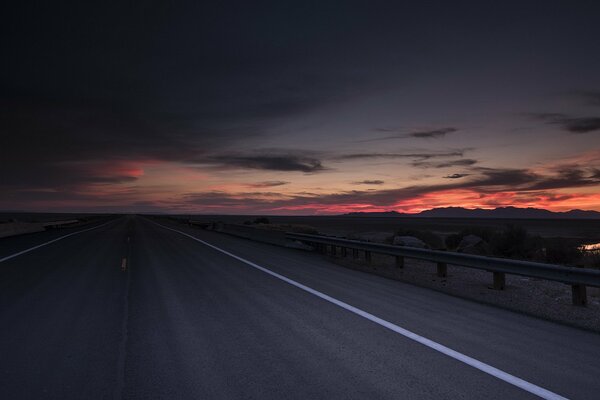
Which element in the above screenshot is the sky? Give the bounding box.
[2,1,600,214]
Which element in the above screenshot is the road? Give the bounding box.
[1,215,599,399]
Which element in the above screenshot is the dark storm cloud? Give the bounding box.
[246,181,290,188]
[444,173,470,179]
[353,180,385,185]
[531,113,600,133]
[362,127,458,142]
[1,86,326,189]
[0,94,243,188]
[206,153,326,173]
[1,3,376,192]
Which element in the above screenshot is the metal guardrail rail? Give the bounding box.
[286,232,600,306]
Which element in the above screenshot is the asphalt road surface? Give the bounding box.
[1,215,599,399]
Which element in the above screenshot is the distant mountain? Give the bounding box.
[343,207,600,219]
[345,211,402,217]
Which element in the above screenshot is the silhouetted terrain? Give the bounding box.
[344,206,600,219]
[168,215,600,243]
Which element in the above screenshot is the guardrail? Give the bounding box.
[0,222,45,239]
[42,219,79,228]
[286,232,600,306]
[190,221,288,246]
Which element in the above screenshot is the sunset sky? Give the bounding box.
[2,1,600,214]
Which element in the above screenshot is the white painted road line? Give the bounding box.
[0,220,115,263]
[151,220,568,400]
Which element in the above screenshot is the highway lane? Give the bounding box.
[0,216,130,399]
[0,217,118,260]
[137,218,600,400]
[1,215,599,399]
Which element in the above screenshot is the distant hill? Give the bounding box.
[343,206,600,219]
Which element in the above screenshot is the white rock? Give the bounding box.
[458,234,484,249]
[457,234,489,254]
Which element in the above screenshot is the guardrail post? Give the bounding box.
[331,245,337,256]
[572,284,587,306]
[437,262,447,278]
[395,256,404,269]
[365,251,372,264]
[572,265,587,306]
[352,249,358,259]
[492,272,505,290]
[341,247,347,257]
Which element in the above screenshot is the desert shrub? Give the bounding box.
[444,226,495,250]
[489,225,542,260]
[253,217,270,224]
[544,238,582,265]
[445,234,462,250]
[288,225,319,234]
[457,226,496,243]
[395,228,443,249]
[258,223,319,234]
[584,251,600,269]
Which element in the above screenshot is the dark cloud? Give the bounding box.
[206,153,325,173]
[182,192,255,208]
[353,180,385,185]
[531,113,600,133]
[525,167,600,191]
[335,150,465,161]
[246,181,289,188]
[410,128,458,138]
[461,166,600,192]
[362,127,457,142]
[562,118,600,133]
[412,159,478,169]
[444,173,470,179]
[468,168,535,188]
[88,176,139,184]
[577,91,600,107]
[180,191,285,208]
